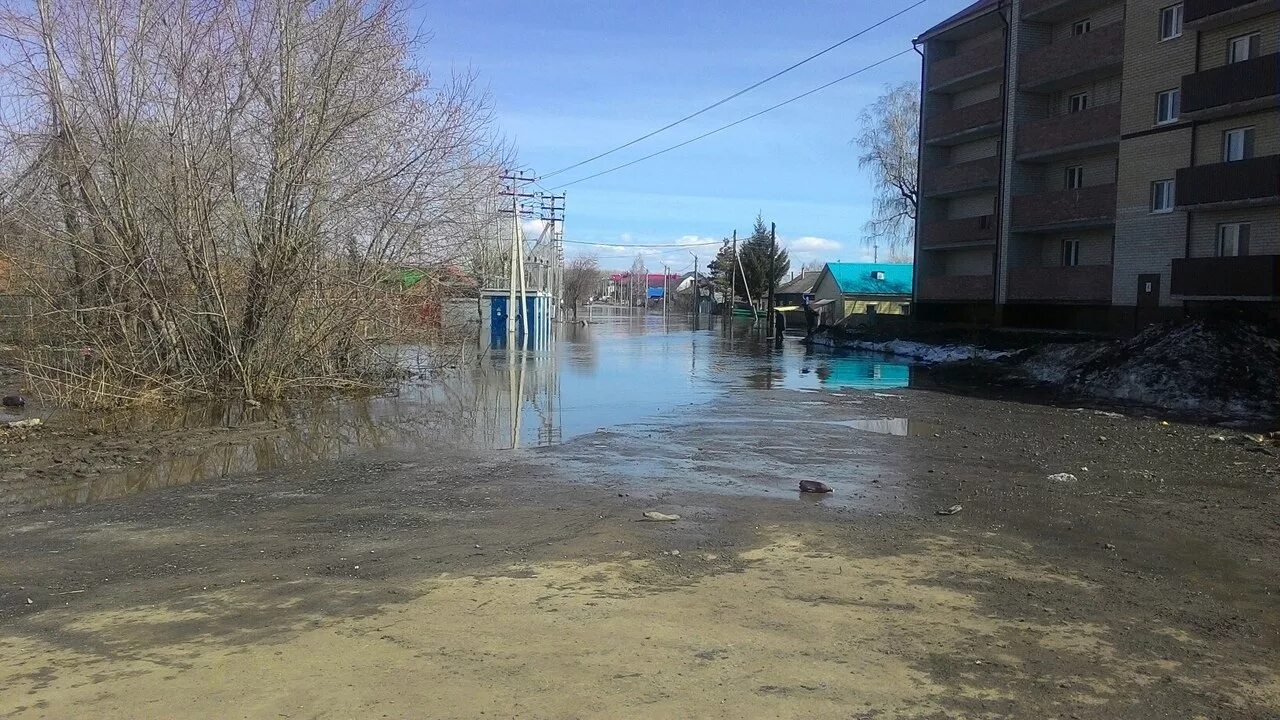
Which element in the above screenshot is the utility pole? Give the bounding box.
[766,222,777,339]
[663,264,669,317]
[729,230,737,316]
[539,193,565,320]
[499,170,536,337]
[690,252,698,316]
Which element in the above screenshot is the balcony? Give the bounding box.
[925,98,1003,145]
[1011,184,1116,231]
[916,274,994,301]
[1180,53,1279,121]
[1175,155,1280,209]
[920,216,997,248]
[1185,0,1276,29]
[1016,104,1120,160]
[1022,0,1119,22]
[1171,255,1280,298]
[929,38,1004,92]
[1007,265,1113,303]
[921,156,1000,198]
[1018,22,1123,92]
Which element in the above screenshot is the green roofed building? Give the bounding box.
[812,262,913,323]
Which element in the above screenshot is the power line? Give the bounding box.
[563,239,724,248]
[538,0,930,181]
[549,48,914,190]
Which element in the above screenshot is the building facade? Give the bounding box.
[812,263,914,323]
[914,0,1279,332]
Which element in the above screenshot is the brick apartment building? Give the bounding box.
[913,0,1279,332]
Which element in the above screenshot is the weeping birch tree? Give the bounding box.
[0,0,507,405]
[854,82,919,257]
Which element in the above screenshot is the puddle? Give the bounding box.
[5,316,919,511]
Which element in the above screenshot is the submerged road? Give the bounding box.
[1,319,1277,718]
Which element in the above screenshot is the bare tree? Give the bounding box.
[628,254,646,307]
[562,255,599,319]
[855,82,919,256]
[0,0,507,406]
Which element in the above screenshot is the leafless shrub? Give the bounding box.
[0,0,508,406]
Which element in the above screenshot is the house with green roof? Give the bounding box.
[811,263,913,323]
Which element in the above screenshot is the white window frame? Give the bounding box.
[1065,165,1085,190]
[1216,223,1249,257]
[1158,3,1182,41]
[1228,33,1259,64]
[1223,127,1254,162]
[1150,180,1175,213]
[1155,88,1180,125]
[1072,19,1091,36]
[1062,239,1081,267]
[1068,92,1089,113]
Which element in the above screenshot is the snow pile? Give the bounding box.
[1036,319,1280,419]
[815,337,1014,364]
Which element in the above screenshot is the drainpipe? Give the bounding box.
[912,39,925,322]
[993,0,1012,323]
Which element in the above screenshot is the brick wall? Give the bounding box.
[1035,229,1114,265]
[951,136,1001,163]
[1113,128,1193,306]
[948,193,998,219]
[953,80,1003,108]
[1040,152,1119,192]
[1048,2,1126,43]
[1189,207,1280,257]
[1118,0,1194,135]
[1194,109,1280,164]
[1198,15,1279,71]
[943,248,996,275]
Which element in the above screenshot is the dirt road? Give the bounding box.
[1,386,1278,718]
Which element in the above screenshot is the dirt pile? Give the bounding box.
[1022,318,1280,420]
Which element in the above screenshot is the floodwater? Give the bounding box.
[6,315,919,510]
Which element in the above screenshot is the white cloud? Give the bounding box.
[521,218,547,240]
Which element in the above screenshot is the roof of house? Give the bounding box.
[820,263,913,296]
[917,0,1001,41]
[776,271,821,295]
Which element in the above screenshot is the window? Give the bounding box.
[1155,89,1180,124]
[1068,92,1089,113]
[1159,3,1182,41]
[1217,223,1250,257]
[1228,33,1260,63]
[1065,165,1084,189]
[1150,180,1176,213]
[1223,127,1255,162]
[1072,19,1091,35]
[1062,239,1081,267]
[866,303,879,316]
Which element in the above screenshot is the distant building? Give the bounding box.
[774,271,821,307]
[812,263,914,323]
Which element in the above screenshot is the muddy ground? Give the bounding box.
[1,386,1278,718]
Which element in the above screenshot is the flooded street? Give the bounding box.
[1,319,1278,718]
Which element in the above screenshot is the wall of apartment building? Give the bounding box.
[1034,229,1113,266]
[1189,208,1280,258]
[1048,2,1125,43]
[948,193,997,219]
[952,80,1003,108]
[942,247,995,275]
[950,136,1001,164]
[1113,127,1192,307]
[1194,110,1280,165]
[1197,16,1279,70]
[1051,75,1123,114]
[1110,0,1197,314]
[1037,152,1118,191]
[954,26,1005,54]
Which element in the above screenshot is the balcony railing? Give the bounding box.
[1175,155,1280,208]
[925,98,1003,144]
[1011,184,1116,230]
[1016,103,1120,159]
[921,156,1000,197]
[1007,264,1113,303]
[1185,0,1275,28]
[1181,53,1279,119]
[1171,255,1280,298]
[929,38,1004,91]
[1018,22,1123,91]
[919,216,997,247]
[916,274,994,301]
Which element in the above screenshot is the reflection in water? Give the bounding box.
[15,316,915,511]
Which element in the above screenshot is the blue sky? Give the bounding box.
[420,1,973,272]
